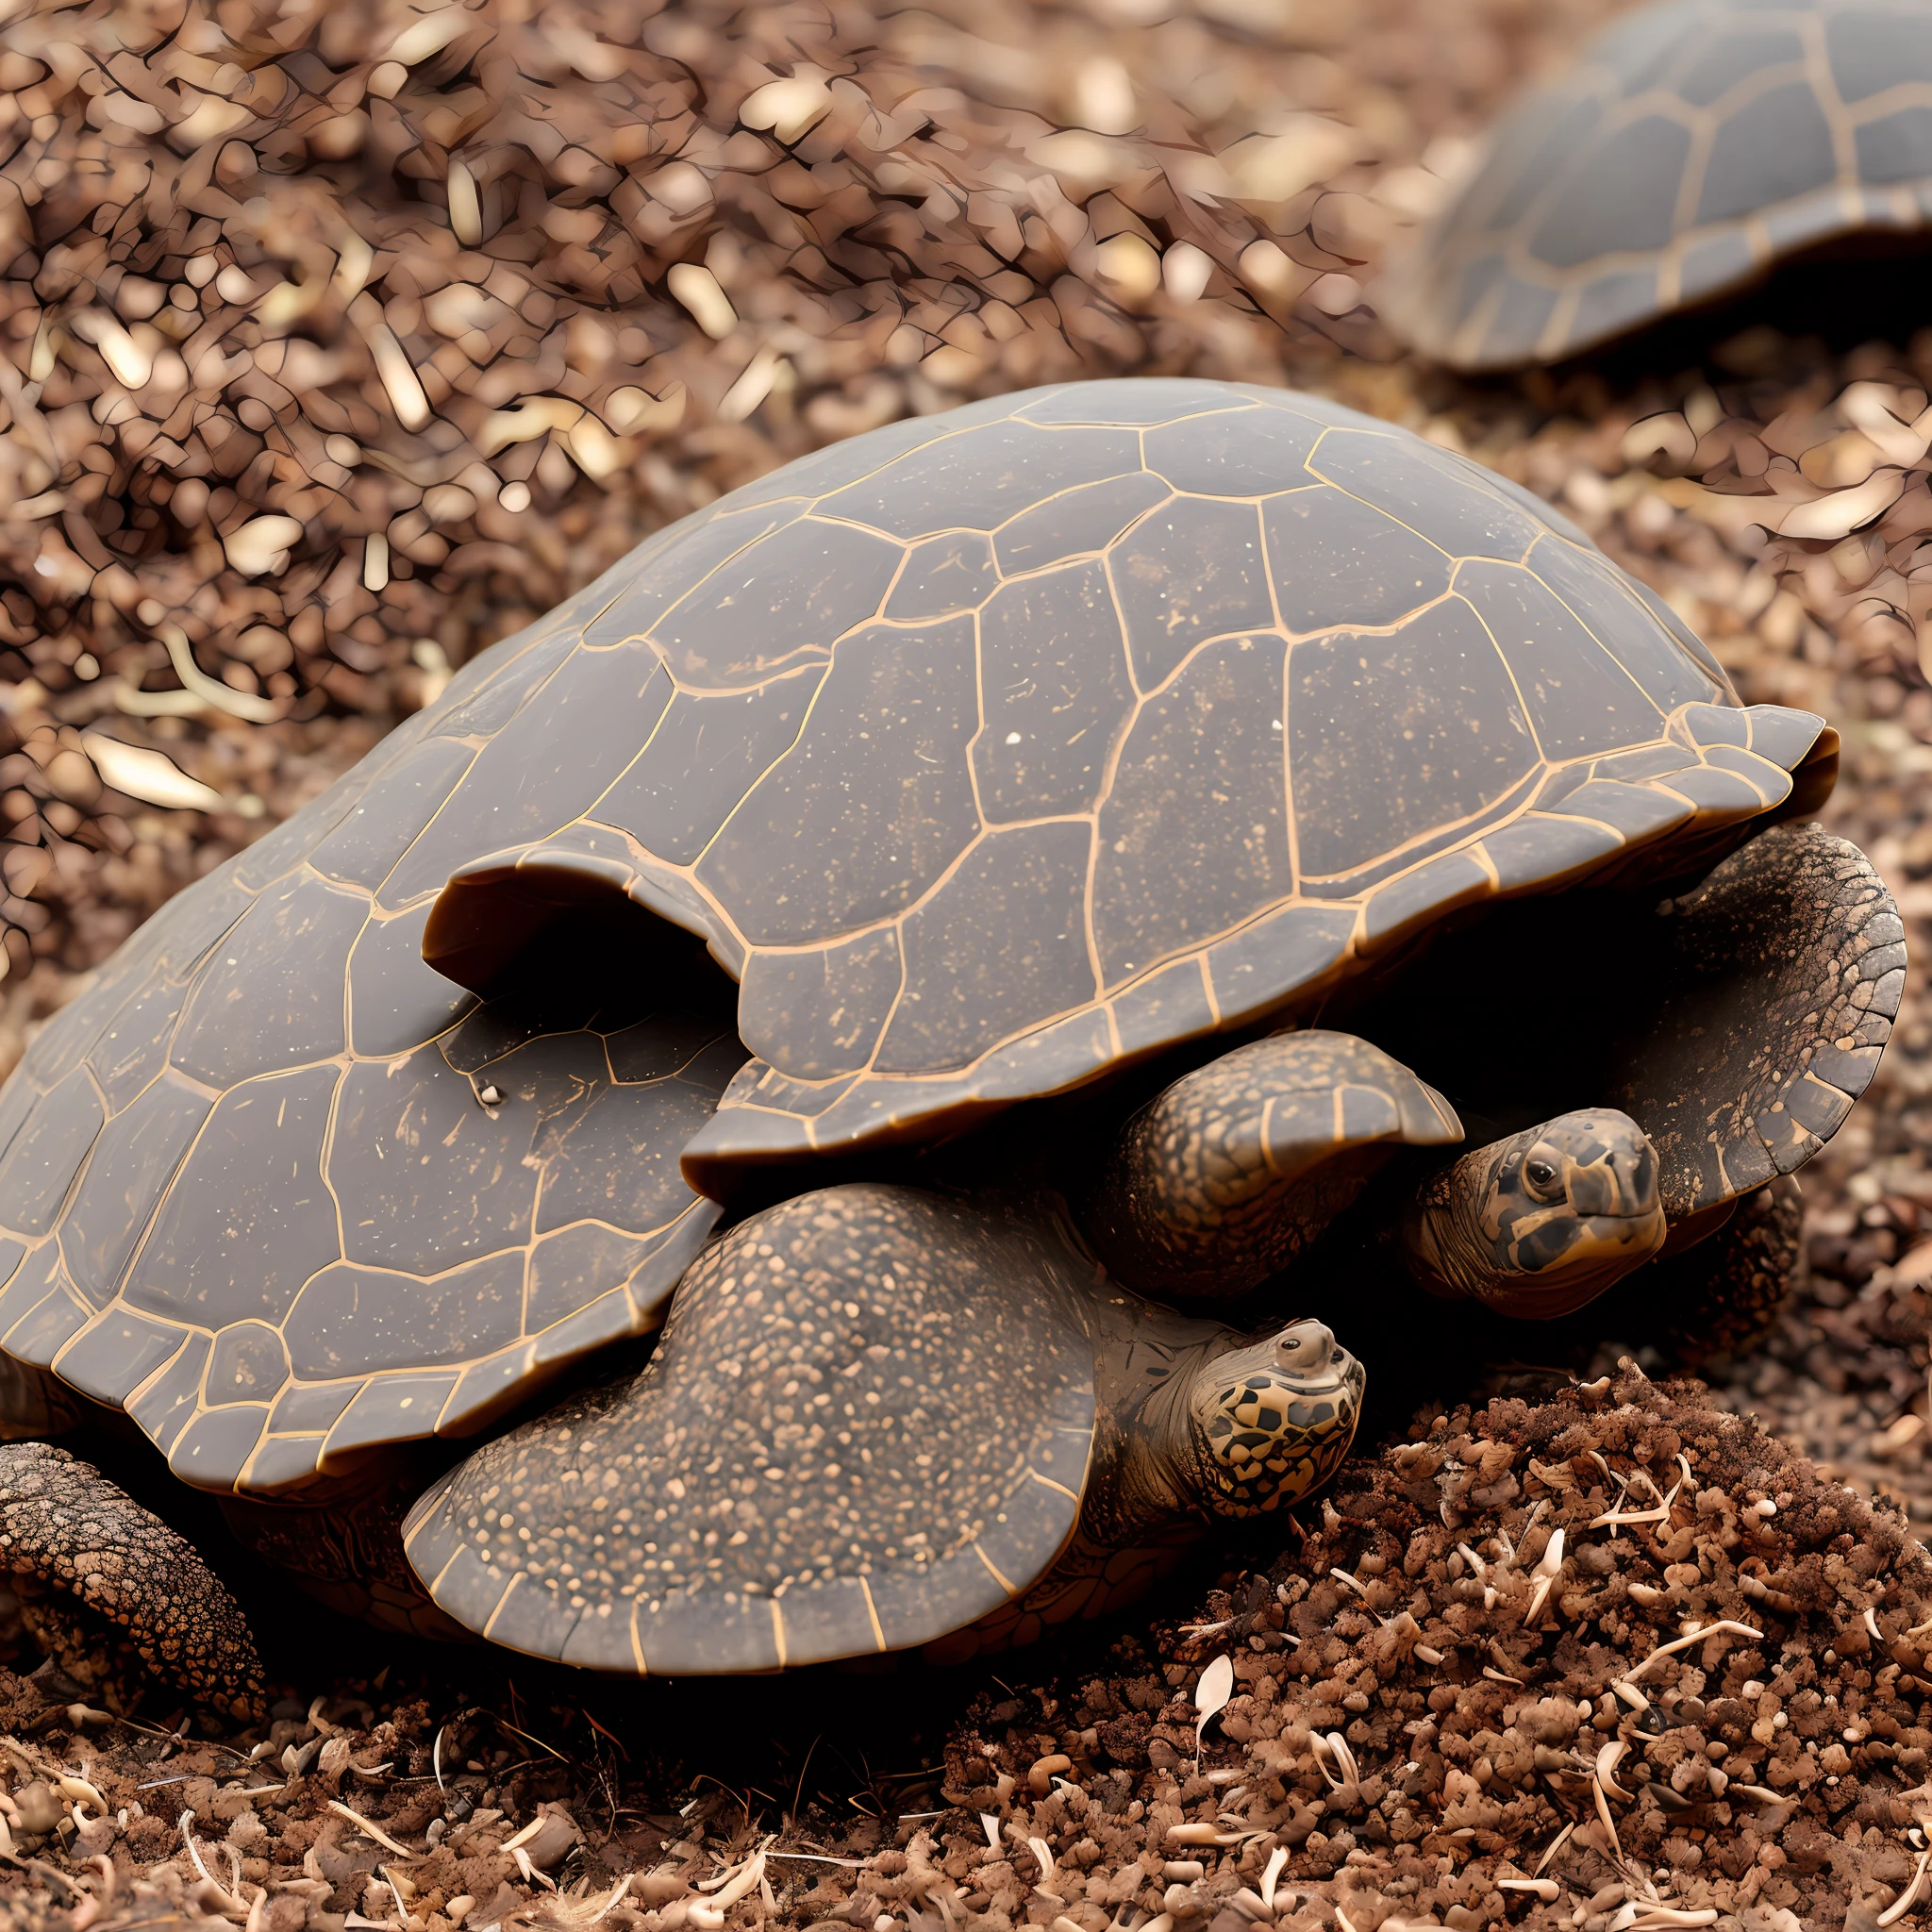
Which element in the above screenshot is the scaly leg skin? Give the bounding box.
[0,1442,264,1724]
[1076,1030,1461,1300]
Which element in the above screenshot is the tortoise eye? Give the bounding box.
[1525,1158,1558,1191]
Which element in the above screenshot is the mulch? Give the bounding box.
[6,0,1932,1927]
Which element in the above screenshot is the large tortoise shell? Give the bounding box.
[1381,0,1932,369]
[0,378,1826,1498]
[418,378,1814,1188]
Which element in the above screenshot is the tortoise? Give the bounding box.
[0,377,1899,1698]
[1380,0,1932,370]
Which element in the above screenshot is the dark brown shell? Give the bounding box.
[1381,0,1932,369]
[0,378,1830,1496]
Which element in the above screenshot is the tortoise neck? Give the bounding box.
[1396,1143,1498,1301]
[1081,1302,1228,1546]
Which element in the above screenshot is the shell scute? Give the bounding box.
[8,1286,87,1368]
[268,1381,358,1437]
[1113,957,1217,1055]
[428,625,580,741]
[694,619,980,947]
[310,738,475,892]
[1016,378,1242,425]
[167,1406,267,1491]
[525,1225,652,1333]
[1109,495,1273,690]
[527,1072,721,1235]
[379,648,672,909]
[170,873,364,1088]
[121,1062,341,1331]
[1455,559,1663,758]
[1698,79,1838,224]
[57,1072,209,1308]
[650,514,902,689]
[1309,430,1543,562]
[285,1254,525,1381]
[973,562,1135,821]
[323,1372,461,1463]
[1286,597,1537,882]
[578,502,801,655]
[1261,487,1453,634]
[1200,904,1357,1030]
[1092,635,1291,986]
[55,1307,182,1409]
[1480,813,1625,891]
[875,821,1097,1074]
[205,1322,289,1407]
[993,470,1170,575]
[1828,5,1932,97]
[1537,114,1694,264]
[739,927,904,1081]
[327,1053,537,1275]
[883,531,1001,621]
[1525,537,1726,708]
[125,1330,205,1449]
[821,419,1141,538]
[347,905,476,1058]
[1678,26,1807,104]
[0,1245,64,1347]
[0,1069,105,1239]
[587,665,823,868]
[1143,403,1324,495]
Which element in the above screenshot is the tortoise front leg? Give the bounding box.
[1074,1029,1462,1300]
[0,1441,264,1723]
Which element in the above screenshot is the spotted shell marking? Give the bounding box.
[1382,0,1932,369]
[401,1186,1098,1674]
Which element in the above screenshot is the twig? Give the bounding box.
[1624,1622,1763,1684]
[326,1800,418,1858]
[1880,1848,1932,1926]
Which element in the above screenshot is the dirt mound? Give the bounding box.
[938,1371,1932,1932]
[0,1373,1907,1932]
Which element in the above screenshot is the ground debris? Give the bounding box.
[943,1372,1932,1932]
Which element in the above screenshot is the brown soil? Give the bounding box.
[3,0,1932,1928]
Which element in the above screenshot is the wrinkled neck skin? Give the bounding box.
[1399,1144,1502,1302]
[1077,1292,1238,1552]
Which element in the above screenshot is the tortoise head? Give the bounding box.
[1413,1108,1666,1319]
[1190,1319,1365,1518]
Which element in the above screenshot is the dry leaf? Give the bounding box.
[1193,1652,1234,1760]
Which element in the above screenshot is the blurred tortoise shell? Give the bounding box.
[0,377,1839,1500]
[1380,0,1932,369]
